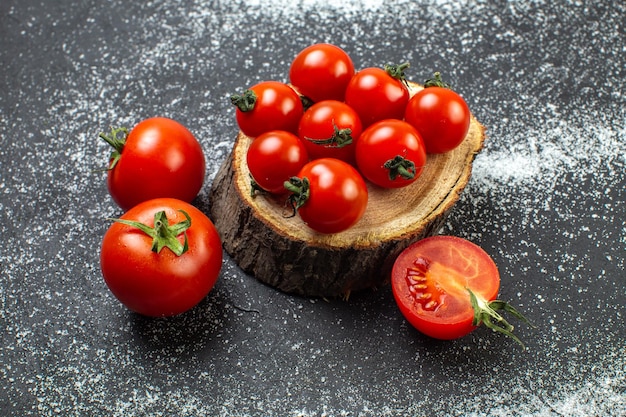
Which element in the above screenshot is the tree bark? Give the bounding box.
[209,83,486,297]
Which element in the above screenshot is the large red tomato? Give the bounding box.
[100,198,223,317]
[289,43,355,103]
[355,119,426,188]
[231,81,303,138]
[285,158,368,234]
[246,130,309,195]
[298,100,362,165]
[100,117,206,212]
[344,64,410,127]
[391,236,532,347]
[404,80,470,154]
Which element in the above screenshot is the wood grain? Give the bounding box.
[209,83,486,297]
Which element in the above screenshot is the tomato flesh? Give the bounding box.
[391,236,500,340]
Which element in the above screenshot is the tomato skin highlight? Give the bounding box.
[106,117,206,212]
[233,81,304,138]
[391,236,500,340]
[100,198,223,317]
[404,87,470,154]
[289,43,355,103]
[356,119,427,188]
[344,67,410,127]
[294,158,368,234]
[246,130,309,194]
[298,100,362,165]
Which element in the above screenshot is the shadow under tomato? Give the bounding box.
[127,283,229,356]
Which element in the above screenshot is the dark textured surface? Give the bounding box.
[1,0,624,415]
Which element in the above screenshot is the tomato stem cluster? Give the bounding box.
[424,72,451,89]
[468,288,535,349]
[305,122,353,148]
[383,155,416,181]
[230,90,257,112]
[284,177,311,216]
[99,126,129,170]
[384,62,411,88]
[110,210,191,256]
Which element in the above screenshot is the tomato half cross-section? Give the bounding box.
[100,198,223,317]
[99,117,206,212]
[391,235,533,347]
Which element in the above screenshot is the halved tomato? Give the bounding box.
[391,235,532,347]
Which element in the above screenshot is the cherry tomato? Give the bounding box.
[298,100,362,165]
[344,63,410,127]
[246,130,309,195]
[356,119,427,188]
[404,84,470,154]
[285,158,368,234]
[289,43,355,103]
[231,81,304,138]
[99,117,206,212]
[100,198,223,317]
[391,236,532,346]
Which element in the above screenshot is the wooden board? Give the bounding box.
[209,83,486,297]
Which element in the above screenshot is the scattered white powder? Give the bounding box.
[1,0,624,416]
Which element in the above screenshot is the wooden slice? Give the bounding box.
[209,82,486,297]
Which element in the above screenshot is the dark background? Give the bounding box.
[1,0,624,415]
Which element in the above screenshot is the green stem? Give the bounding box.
[110,210,191,256]
[230,89,257,112]
[383,155,416,181]
[99,126,129,170]
[424,72,451,89]
[305,122,353,148]
[385,62,411,88]
[283,176,310,217]
[467,288,536,349]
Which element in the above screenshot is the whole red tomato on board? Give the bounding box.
[344,63,410,127]
[231,81,304,138]
[404,73,470,154]
[298,100,362,165]
[100,198,223,317]
[99,117,206,212]
[289,43,355,103]
[285,158,368,234]
[356,119,427,188]
[391,235,533,347]
[246,130,309,195]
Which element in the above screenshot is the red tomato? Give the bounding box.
[231,81,303,137]
[298,100,362,165]
[100,198,223,317]
[391,236,532,346]
[344,64,410,127]
[404,86,470,154]
[356,119,426,188]
[100,117,206,212]
[246,130,309,195]
[285,158,368,234]
[289,43,355,103]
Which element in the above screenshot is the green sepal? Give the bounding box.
[284,176,311,217]
[468,288,535,349]
[305,122,353,148]
[383,155,416,181]
[110,210,191,256]
[230,89,257,112]
[424,72,451,89]
[99,126,129,170]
